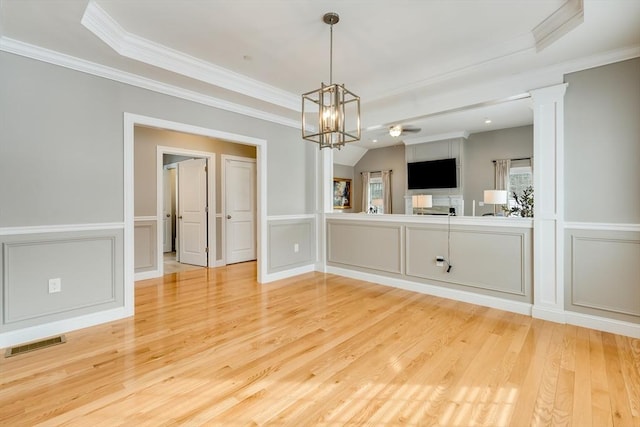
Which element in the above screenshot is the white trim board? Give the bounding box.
[0,307,130,349]
[0,222,124,236]
[0,37,299,130]
[565,222,640,232]
[326,266,533,316]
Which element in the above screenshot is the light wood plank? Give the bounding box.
[1,262,639,426]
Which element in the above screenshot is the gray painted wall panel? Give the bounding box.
[406,226,530,297]
[327,222,403,274]
[134,221,157,272]
[566,229,640,322]
[327,219,532,302]
[1,229,124,331]
[267,219,315,273]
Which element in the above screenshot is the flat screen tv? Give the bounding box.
[407,158,457,189]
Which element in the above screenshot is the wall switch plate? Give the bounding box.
[436,256,444,267]
[294,243,299,253]
[48,278,62,293]
[478,202,485,206]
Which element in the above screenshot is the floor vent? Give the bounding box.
[4,335,66,358]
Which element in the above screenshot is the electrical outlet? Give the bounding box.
[436,256,444,267]
[478,201,485,206]
[294,243,299,253]
[48,278,62,293]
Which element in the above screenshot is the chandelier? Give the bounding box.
[302,12,361,150]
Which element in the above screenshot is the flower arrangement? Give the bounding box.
[504,185,534,217]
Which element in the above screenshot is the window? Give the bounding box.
[368,176,384,213]
[508,161,532,208]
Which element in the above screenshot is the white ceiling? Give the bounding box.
[1,0,639,155]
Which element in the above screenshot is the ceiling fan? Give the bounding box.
[389,124,421,137]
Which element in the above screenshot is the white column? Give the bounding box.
[315,147,333,271]
[530,83,567,323]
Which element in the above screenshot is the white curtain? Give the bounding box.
[361,171,371,213]
[381,170,392,214]
[494,159,511,193]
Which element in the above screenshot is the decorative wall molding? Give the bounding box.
[565,221,640,232]
[81,1,299,112]
[568,234,640,318]
[532,0,584,52]
[0,37,299,130]
[405,226,529,297]
[267,214,317,221]
[325,212,533,228]
[134,216,157,222]
[2,236,117,324]
[267,219,315,273]
[0,222,124,236]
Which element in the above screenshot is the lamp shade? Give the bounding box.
[484,190,507,204]
[412,194,433,208]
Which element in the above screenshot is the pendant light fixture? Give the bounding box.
[302,12,361,150]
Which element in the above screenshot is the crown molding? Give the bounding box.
[0,37,299,129]
[81,1,300,112]
[533,0,584,52]
[403,131,470,145]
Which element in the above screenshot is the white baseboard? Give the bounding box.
[326,266,640,338]
[262,264,316,283]
[326,266,533,316]
[565,311,640,339]
[532,306,567,324]
[0,307,131,349]
[134,270,161,281]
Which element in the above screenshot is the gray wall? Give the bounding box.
[463,126,533,216]
[0,51,316,335]
[135,126,256,217]
[563,57,640,324]
[353,145,406,213]
[564,58,640,224]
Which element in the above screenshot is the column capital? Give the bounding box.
[530,83,568,103]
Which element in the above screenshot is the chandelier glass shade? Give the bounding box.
[302,13,361,150]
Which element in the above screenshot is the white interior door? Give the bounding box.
[162,167,172,253]
[225,158,256,264]
[178,158,208,266]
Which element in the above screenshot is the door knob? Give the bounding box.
[178,215,183,219]
[227,215,232,219]
[166,214,170,218]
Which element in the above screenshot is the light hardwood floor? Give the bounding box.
[1,262,639,426]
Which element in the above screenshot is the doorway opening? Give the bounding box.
[162,153,210,274]
[125,113,267,312]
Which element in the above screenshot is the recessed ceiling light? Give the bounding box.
[372,139,378,143]
[484,118,492,124]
